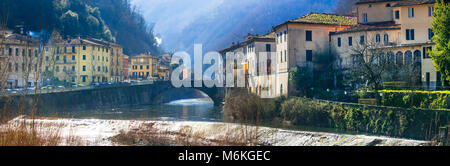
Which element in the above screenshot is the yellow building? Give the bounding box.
[43,32,124,86]
[331,0,441,89]
[130,54,159,80]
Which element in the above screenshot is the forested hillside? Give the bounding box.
[0,0,161,56]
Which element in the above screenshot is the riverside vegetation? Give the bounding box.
[224,89,450,141]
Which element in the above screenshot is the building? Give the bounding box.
[219,33,276,97]
[123,55,129,81]
[331,0,441,89]
[272,13,357,96]
[86,38,125,82]
[0,29,41,89]
[130,54,159,80]
[42,31,124,86]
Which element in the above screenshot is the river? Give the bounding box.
[15,97,427,146]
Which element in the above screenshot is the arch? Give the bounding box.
[405,51,413,65]
[396,51,403,65]
[387,52,395,64]
[155,88,213,105]
[376,34,381,43]
[414,50,421,64]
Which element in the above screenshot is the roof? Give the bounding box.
[356,0,403,4]
[219,32,276,53]
[392,0,435,7]
[273,13,357,30]
[133,54,158,59]
[332,21,400,35]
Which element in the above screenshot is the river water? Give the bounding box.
[40,98,223,122]
[37,98,358,135]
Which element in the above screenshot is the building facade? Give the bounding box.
[130,54,159,80]
[0,29,41,89]
[331,0,441,89]
[272,13,356,96]
[42,32,124,86]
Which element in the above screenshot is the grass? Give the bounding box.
[0,116,86,146]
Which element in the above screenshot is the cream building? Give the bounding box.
[273,13,356,96]
[219,33,277,97]
[332,0,441,89]
[0,29,41,89]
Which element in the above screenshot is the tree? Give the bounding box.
[431,0,450,82]
[289,66,313,96]
[349,42,391,105]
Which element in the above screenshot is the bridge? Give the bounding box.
[1,81,225,115]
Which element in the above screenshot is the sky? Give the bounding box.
[130,0,339,54]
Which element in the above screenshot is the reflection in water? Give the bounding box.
[40,98,222,122]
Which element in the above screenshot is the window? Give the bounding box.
[72,77,75,82]
[266,44,271,52]
[147,65,150,69]
[408,7,414,18]
[56,66,59,72]
[45,56,49,61]
[64,47,67,53]
[406,29,415,40]
[337,37,341,47]
[384,34,389,44]
[423,46,432,59]
[386,3,391,7]
[82,76,86,82]
[83,66,86,71]
[56,56,60,60]
[15,48,18,56]
[72,56,75,60]
[276,34,279,43]
[72,66,75,72]
[306,50,312,62]
[72,46,76,53]
[428,28,434,40]
[363,13,368,23]
[83,45,86,50]
[284,31,287,42]
[306,30,312,41]
[359,36,366,44]
[428,6,434,17]
[8,48,12,56]
[83,55,86,60]
[376,34,381,43]
[140,65,143,69]
[348,36,353,46]
[284,50,287,62]
[395,10,400,19]
[369,4,372,8]
[98,66,101,72]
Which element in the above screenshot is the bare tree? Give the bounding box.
[349,42,392,105]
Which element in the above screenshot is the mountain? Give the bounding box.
[131,0,339,53]
[334,0,358,15]
[0,0,161,56]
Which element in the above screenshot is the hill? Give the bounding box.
[0,0,161,56]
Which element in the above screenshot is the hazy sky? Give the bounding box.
[130,0,338,53]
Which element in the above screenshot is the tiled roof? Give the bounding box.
[392,0,435,7]
[332,21,400,35]
[287,13,357,26]
[356,0,404,4]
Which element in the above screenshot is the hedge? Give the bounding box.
[281,97,450,140]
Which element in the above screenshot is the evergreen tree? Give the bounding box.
[431,0,450,81]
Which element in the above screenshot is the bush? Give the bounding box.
[281,97,450,140]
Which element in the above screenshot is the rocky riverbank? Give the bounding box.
[1,116,429,146]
